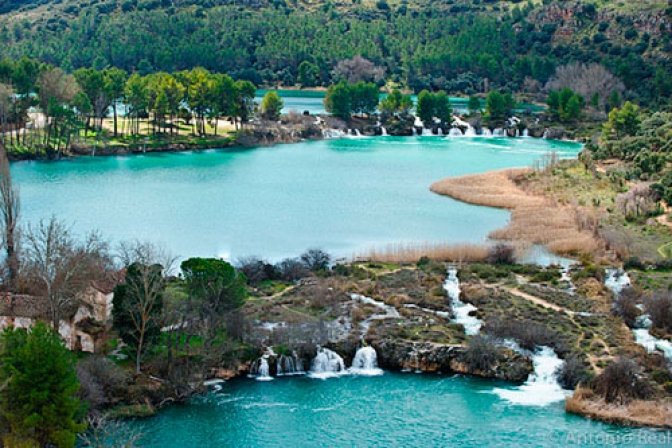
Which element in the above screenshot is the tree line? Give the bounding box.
[0,58,257,156]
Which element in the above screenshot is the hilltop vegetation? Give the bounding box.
[0,0,670,105]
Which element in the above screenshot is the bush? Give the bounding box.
[612,287,641,328]
[645,292,672,332]
[592,358,653,404]
[623,256,645,270]
[485,318,560,352]
[300,248,331,272]
[237,256,278,285]
[485,243,516,265]
[277,258,310,282]
[77,357,130,415]
[556,354,591,389]
[462,335,501,371]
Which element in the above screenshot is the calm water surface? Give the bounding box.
[128,374,665,447]
[14,136,580,261]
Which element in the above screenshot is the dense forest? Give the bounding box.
[0,0,671,105]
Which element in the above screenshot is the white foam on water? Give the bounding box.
[492,347,567,406]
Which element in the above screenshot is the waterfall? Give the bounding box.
[250,357,274,381]
[632,311,672,364]
[542,129,549,139]
[277,352,305,376]
[448,127,463,137]
[421,127,432,136]
[493,128,505,137]
[445,268,482,336]
[604,268,631,296]
[412,127,418,136]
[493,347,566,406]
[349,346,383,376]
[515,129,520,137]
[522,128,529,137]
[355,129,362,137]
[309,347,347,379]
[323,128,346,139]
[464,125,477,137]
[437,127,443,136]
[381,126,388,136]
[482,128,493,137]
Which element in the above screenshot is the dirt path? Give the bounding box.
[504,286,572,315]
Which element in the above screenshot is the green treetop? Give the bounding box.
[261,91,283,121]
[0,322,86,447]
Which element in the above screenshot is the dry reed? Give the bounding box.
[430,168,599,256]
[566,386,672,429]
[354,242,489,264]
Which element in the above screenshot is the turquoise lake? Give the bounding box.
[255,89,545,116]
[127,374,665,447]
[14,135,580,262]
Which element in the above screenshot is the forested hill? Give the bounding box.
[1,0,671,104]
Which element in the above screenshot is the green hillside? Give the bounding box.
[0,0,670,103]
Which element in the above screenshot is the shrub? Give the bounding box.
[612,287,641,328]
[623,256,645,270]
[485,318,560,352]
[277,258,310,282]
[485,243,516,265]
[556,354,592,389]
[77,357,130,415]
[237,256,278,285]
[645,292,672,332]
[300,248,331,272]
[462,335,501,371]
[592,358,653,404]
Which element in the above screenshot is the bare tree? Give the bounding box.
[545,63,625,109]
[0,141,19,290]
[78,416,142,448]
[333,56,386,84]
[114,241,176,374]
[23,216,111,329]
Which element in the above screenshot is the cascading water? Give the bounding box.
[464,125,477,137]
[542,129,549,139]
[381,126,388,136]
[493,128,505,137]
[254,357,274,381]
[309,347,347,379]
[349,346,383,376]
[482,128,493,137]
[421,127,433,136]
[633,310,672,364]
[493,346,567,406]
[448,127,463,137]
[437,128,444,136]
[522,128,529,137]
[277,352,305,376]
[445,268,482,336]
[322,129,346,139]
[604,268,631,296]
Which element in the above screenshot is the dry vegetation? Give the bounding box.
[566,386,672,429]
[430,166,600,255]
[355,242,489,264]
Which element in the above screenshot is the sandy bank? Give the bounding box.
[430,168,599,255]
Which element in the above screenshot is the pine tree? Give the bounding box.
[0,322,86,447]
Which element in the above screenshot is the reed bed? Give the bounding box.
[430,168,599,256]
[354,242,489,264]
[566,387,672,429]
